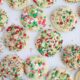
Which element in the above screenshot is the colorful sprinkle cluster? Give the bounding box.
[51,7,77,32]
[62,45,80,70]
[0,55,24,80]
[65,0,80,2]
[21,5,47,31]
[4,25,28,51]
[0,9,8,31]
[33,0,54,8]
[6,0,28,9]
[47,68,72,80]
[24,56,48,80]
[35,29,63,57]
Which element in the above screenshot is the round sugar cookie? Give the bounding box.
[62,45,80,70]
[75,71,80,80]
[4,25,28,51]
[47,68,72,80]
[24,56,48,80]
[6,0,28,10]
[21,5,47,31]
[35,29,63,57]
[33,0,54,8]
[65,0,80,2]
[0,55,24,80]
[51,7,77,32]
[0,9,8,31]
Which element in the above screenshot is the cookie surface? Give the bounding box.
[65,0,80,2]
[4,25,28,51]
[47,68,72,80]
[35,29,63,57]
[51,7,77,32]
[24,56,48,80]
[21,5,47,31]
[62,45,80,70]
[33,0,54,8]
[0,9,8,31]
[6,0,28,9]
[0,55,24,80]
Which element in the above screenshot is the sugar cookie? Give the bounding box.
[4,25,28,51]
[0,9,8,31]
[21,5,47,31]
[47,68,72,80]
[51,7,77,32]
[35,29,63,57]
[6,0,28,10]
[33,0,54,8]
[24,56,48,80]
[62,45,80,70]
[0,55,24,80]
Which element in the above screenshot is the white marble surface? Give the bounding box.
[0,0,80,80]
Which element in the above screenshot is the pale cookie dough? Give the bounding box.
[0,9,8,31]
[51,7,77,32]
[0,55,24,80]
[21,5,47,31]
[33,0,54,8]
[65,0,80,2]
[62,45,80,70]
[6,0,29,10]
[47,68,72,80]
[35,29,63,57]
[24,56,48,80]
[4,25,28,51]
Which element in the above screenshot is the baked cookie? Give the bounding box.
[75,71,80,80]
[51,7,77,32]
[62,45,80,70]
[65,0,80,2]
[0,9,8,31]
[35,29,63,57]
[0,55,24,80]
[33,0,54,8]
[6,0,28,10]
[24,56,48,80]
[47,68,72,80]
[4,25,28,51]
[21,5,47,31]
